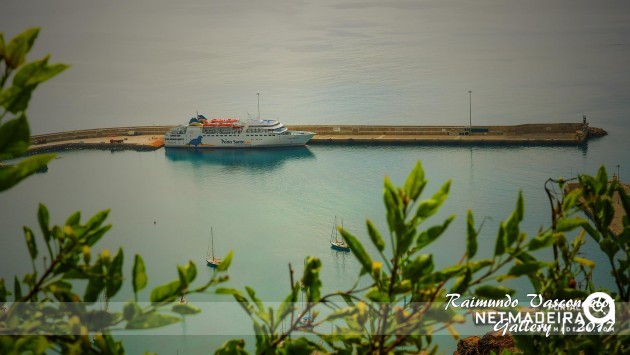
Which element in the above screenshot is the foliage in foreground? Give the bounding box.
[1,27,629,354]
[215,163,629,354]
[1,27,232,354]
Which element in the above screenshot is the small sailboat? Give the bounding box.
[330,216,350,252]
[206,227,222,268]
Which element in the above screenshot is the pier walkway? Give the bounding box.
[26,122,601,153]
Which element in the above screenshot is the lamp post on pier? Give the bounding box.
[468,90,472,135]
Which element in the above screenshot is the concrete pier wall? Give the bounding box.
[28,122,593,150]
[285,123,584,136]
[31,126,175,144]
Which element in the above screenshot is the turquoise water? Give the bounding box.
[1,130,628,353]
[3,0,630,352]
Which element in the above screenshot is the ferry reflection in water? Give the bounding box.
[164,146,315,171]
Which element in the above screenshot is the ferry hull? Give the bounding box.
[165,130,315,148]
[165,116,315,148]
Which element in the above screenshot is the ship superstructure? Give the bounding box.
[164,115,315,148]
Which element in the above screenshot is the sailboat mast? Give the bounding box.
[211,227,215,260]
[206,231,211,257]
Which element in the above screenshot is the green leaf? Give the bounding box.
[4,27,39,69]
[132,255,147,296]
[433,264,465,283]
[562,188,582,211]
[0,85,33,113]
[14,276,22,300]
[150,280,180,305]
[468,259,494,273]
[415,180,451,219]
[13,58,68,88]
[12,56,47,87]
[366,219,385,251]
[45,280,73,302]
[494,224,506,256]
[383,176,403,235]
[0,33,5,59]
[528,231,555,251]
[451,267,472,294]
[216,287,242,296]
[404,254,434,280]
[37,203,51,243]
[177,265,189,290]
[474,285,514,299]
[216,288,253,315]
[514,190,524,222]
[507,261,546,277]
[416,215,455,250]
[275,284,299,322]
[403,161,427,201]
[125,312,181,329]
[0,153,56,192]
[556,217,587,232]
[217,250,233,271]
[216,339,247,355]
[65,211,81,227]
[285,337,325,354]
[62,268,89,280]
[84,259,104,302]
[574,257,596,269]
[184,261,197,283]
[85,209,110,232]
[504,193,524,247]
[171,303,201,315]
[84,225,111,246]
[581,222,601,242]
[596,166,608,194]
[466,210,478,259]
[23,226,37,259]
[515,250,537,263]
[245,286,264,313]
[123,302,141,321]
[0,278,7,302]
[320,306,358,323]
[366,288,390,302]
[302,256,322,302]
[106,248,124,297]
[177,261,196,290]
[616,183,630,217]
[0,114,30,159]
[339,228,372,275]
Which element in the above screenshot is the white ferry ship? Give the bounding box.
[164,115,315,148]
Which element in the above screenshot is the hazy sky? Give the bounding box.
[2,0,630,134]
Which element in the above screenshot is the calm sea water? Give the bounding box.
[2,1,630,134]
[1,132,628,352]
[3,0,630,352]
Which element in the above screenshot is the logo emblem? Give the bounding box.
[582,292,615,325]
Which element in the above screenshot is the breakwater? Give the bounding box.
[27,122,604,152]
[290,123,593,146]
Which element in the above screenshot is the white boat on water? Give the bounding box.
[330,216,350,252]
[165,114,315,148]
[206,227,222,268]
